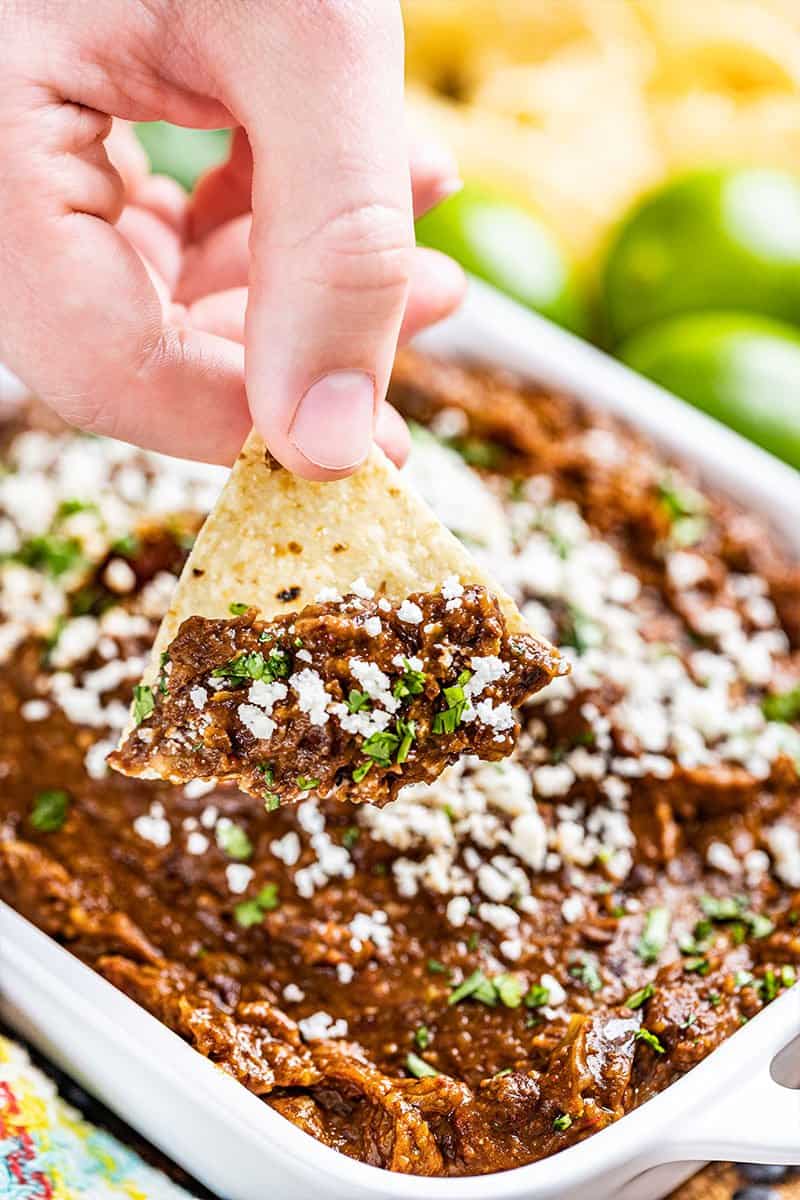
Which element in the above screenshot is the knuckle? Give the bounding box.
[301,201,414,297]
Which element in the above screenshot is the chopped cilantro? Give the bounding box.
[625,982,655,1010]
[362,729,400,767]
[635,1028,665,1054]
[450,435,504,469]
[432,671,472,735]
[30,789,70,833]
[228,601,249,615]
[347,689,371,713]
[258,763,275,785]
[132,684,155,725]
[700,894,774,940]
[448,969,497,1007]
[759,968,779,1003]
[524,984,550,1009]
[342,825,360,849]
[570,954,603,994]
[762,685,800,723]
[493,974,524,1008]
[781,965,797,988]
[264,792,280,812]
[414,1025,430,1050]
[733,970,754,990]
[157,651,170,695]
[393,659,426,702]
[212,648,290,684]
[466,931,480,952]
[352,761,372,783]
[16,534,84,577]
[110,532,140,557]
[553,1113,572,1132]
[683,956,710,976]
[426,958,448,975]
[395,718,416,764]
[296,776,319,792]
[636,906,670,965]
[680,1013,697,1029]
[708,991,722,1007]
[406,1052,438,1079]
[56,497,97,520]
[233,883,279,928]
[217,822,253,861]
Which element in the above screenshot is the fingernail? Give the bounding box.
[290,371,375,471]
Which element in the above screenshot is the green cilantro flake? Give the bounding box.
[426,958,448,975]
[15,534,84,578]
[361,729,400,766]
[553,1113,573,1132]
[229,602,249,615]
[395,718,416,764]
[684,956,710,976]
[233,883,279,928]
[393,659,426,701]
[414,1025,430,1050]
[296,776,319,792]
[781,965,797,988]
[493,974,524,1009]
[524,984,550,1009]
[132,684,155,725]
[347,689,371,713]
[217,822,253,861]
[406,1052,438,1079]
[342,825,360,849]
[635,1028,666,1054]
[30,789,70,833]
[570,954,603,994]
[432,671,473,735]
[762,685,800,723]
[352,761,372,783]
[264,792,280,812]
[636,906,670,965]
[625,982,655,1010]
[448,969,497,1007]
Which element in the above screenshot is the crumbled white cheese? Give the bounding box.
[225,863,254,894]
[397,600,423,625]
[298,1011,348,1041]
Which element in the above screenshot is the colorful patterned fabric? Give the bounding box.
[0,1036,195,1199]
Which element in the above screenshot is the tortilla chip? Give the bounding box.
[118,432,552,754]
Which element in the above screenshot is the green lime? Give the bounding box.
[416,184,587,335]
[603,168,800,344]
[135,123,231,191]
[618,311,800,469]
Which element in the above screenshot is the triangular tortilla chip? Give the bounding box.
[121,431,554,749]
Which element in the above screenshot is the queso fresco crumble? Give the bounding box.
[1,350,799,1178]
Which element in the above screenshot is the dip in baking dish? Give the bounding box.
[1,350,799,1177]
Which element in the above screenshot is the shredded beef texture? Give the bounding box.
[1,356,799,1178]
[111,587,561,807]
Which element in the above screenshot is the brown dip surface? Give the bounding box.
[111,590,561,807]
[1,350,799,1178]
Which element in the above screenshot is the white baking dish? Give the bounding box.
[1,280,799,1199]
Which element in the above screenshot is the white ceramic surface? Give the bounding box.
[2,280,799,1198]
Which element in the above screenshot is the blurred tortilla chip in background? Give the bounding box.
[403,0,800,266]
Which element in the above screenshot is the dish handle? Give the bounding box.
[653,1041,799,1166]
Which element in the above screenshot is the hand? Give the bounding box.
[0,1,466,476]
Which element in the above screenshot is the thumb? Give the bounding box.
[210,1,413,479]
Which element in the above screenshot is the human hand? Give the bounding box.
[0,1,466,476]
